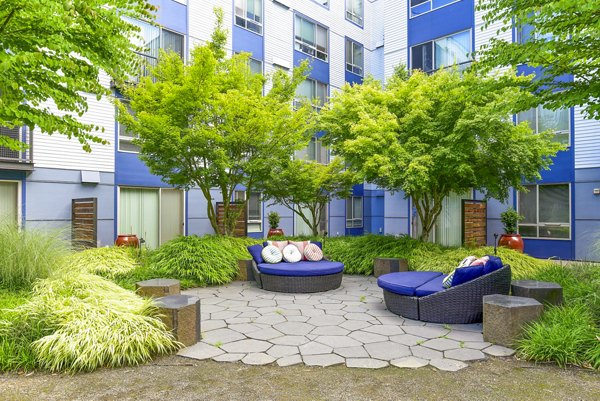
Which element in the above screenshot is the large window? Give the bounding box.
[235,191,262,233]
[346,39,364,76]
[295,79,328,110]
[296,137,329,164]
[346,196,363,228]
[235,0,263,35]
[346,0,364,27]
[410,0,459,18]
[518,184,570,239]
[248,58,263,75]
[295,15,328,62]
[117,100,140,153]
[411,30,471,73]
[517,106,570,145]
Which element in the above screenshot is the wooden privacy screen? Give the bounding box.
[462,200,487,247]
[216,202,247,237]
[72,197,98,248]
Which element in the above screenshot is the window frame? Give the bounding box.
[294,78,328,111]
[234,0,263,35]
[409,0,462,19]
[517,183,571,240]
[117,99,140,154]
[346,196,364,228]
[345,38,364,76]
[234,190,263,233]
[409,29,472,73]
[516,105,571,146]
[294,14,329,62]
[345,0,364,27]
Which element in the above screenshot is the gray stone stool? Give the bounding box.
[155,295,201,347]
[236,259,254,281]
[483,294,543,347]
[511,280,563,306]
[373,257,409,278]
[136,278,180,298]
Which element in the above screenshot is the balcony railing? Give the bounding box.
[0,126,34,171]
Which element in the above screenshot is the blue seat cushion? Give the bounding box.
[257,261,344,277]
[483,256,503,274]
[377,271,443,296]
[247,244,264,264]
[451,264,485,287]
[415,274,448,297]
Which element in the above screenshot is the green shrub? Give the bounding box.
[149,235,258,286]
[0,223,70,290]
[65,246,138,280]
[0,290,40,372]
[517,304,600,368]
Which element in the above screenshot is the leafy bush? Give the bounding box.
[517,304,600,368]
[0,223,70,290]
[0,290,40,372]
[149,235,258,286]
[66,246,138,280]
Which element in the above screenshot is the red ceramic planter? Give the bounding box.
[498,233,524,253]
[115,234,140,248]
[267,228,284,238]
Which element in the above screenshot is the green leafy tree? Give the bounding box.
[0,0,156,151]
[320,68,564,241]
[260,158,356,236]
[475,0,600,120]
[118,10,315,236]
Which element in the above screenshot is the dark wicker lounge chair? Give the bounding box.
[381,265,511,324]
[251,260,343,293]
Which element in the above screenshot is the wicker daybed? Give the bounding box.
[251,260,343,293]
[379,265,511,324]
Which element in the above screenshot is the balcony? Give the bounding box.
[0,126,34,171]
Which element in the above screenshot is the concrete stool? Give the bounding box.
[373,257,409,278]
[511,280,563,306]
[156,295,201,347]
[236,259,254,281]
[136,278,180,298]
[483,294,543,347]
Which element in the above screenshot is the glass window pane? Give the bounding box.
[411,42,432,71]
[539,185,569,223]
[538,107,569,133]
[539,226,569,239]
[307,138,317,161]
[249,58,262,75]
[316,25,328,53]
[296,80,313,99]
[248,192,261,220]
[303,19,315,45]
[346,40,352,63]
[518,185,537,224]
[161,30,184,59]
[316,82,327,106]
[517,108,537,132]
[353,197,363,219]
[518,225,537,237]
[434,30,470,70]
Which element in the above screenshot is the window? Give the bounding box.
[518,184,570,239]
[0,181,19,226]
[411,30,471,73]
[346,0,364,26]
[235,0,263,35]
[234,190,263,233]
[517,106,570,145]
[295,79,327,110]
[248,58,263,75]
[346,196,363,228]
[410,0,459,18]
[296,137,329,164]
[346,39,364,76]
[295,15,328,62]
[117,101,140,153]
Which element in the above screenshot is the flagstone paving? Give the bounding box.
[179,276,514,372]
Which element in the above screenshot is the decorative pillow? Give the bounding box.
[304,243,324,262]
[282,244,302,263]
[451,264,485,287]
[470,256,490,266]
[442,271,455,289]
[261,245,283,264]
[289,240,310,260]
[458,256,477,268]
[483,255,503,274]
[247,244,264,264]
[267,240,288,252]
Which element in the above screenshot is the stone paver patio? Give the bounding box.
[179,276,515,371]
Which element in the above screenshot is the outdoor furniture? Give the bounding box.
[136,278,180,298]
[483,294,543,347]
[236,259,254,281]
[155,294,201,347]
[511,280,563,306]
[378,265,512,324]
[373,257,409,278]
[251,260,344,293]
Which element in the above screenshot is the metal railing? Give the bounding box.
[0,126,33,167]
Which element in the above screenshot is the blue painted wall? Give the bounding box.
[232,26,264,60]
[407,0,473,46]
[149,0,187,33]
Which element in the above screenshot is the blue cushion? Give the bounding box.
[483,255,503,274]
[415,274,448,297]
[257,261,344,277]
[377,271,443,296]
[451,264,485,287]
[312,241,323,250]
[247,244,264,264]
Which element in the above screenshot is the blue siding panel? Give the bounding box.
[149,0,187,33]
[407,1,474,46]
[232,25,265,60]
[294,51,329,83]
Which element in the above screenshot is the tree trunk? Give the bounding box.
[415,194,444,242]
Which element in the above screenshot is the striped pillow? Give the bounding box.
[282,244,302,263]
[289,240,310,260]
[267,240,288,252]
[304,243,323,262]
[261,245,283,264]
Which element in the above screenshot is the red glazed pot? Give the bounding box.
[267,228,284,238]
[115,234,140,248]
[498,233,524,253]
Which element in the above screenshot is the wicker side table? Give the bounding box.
[511,280,563,306]
[483,294,543,347]
[155,295,201,347]
[373,258,408,278]
[136,278,180,298]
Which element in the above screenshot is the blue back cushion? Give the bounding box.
[483,255,503,274]
[312,241,323,250]
[451,264,485,287]
[247,244,264,264]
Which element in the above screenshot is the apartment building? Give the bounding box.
[0,0,598,260]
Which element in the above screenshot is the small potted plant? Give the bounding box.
[267,211,284,238]
[498,207,525,253]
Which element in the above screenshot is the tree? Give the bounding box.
[260,158,356,236]
[475,0,600,120]
[319,68,564,241]
[0,0,155,151]
[118,10,315,236]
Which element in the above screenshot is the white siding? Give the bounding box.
[383,0,408,81]
[188,0,233,53]
[474,0,512,55]
[574,106,600,169]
